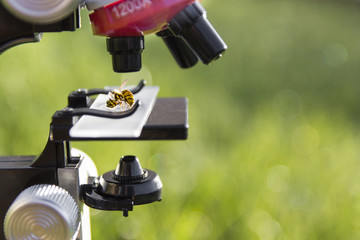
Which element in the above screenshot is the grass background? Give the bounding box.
[2,0,360,239]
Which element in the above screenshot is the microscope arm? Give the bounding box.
[0,3,80,54]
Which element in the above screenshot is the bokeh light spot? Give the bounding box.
[266,165,291,192]
[292,125,320,155]
[273,89,303,121]
[248,210,283,240]
[322,43,348,68]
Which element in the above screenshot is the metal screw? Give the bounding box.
[77,88,86,93]
[62,107,73,113]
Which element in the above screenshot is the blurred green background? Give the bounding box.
[2,0,360,239]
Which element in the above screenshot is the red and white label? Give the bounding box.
[112,0,152,18]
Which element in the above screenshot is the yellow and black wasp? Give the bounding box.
[106,80,135,109]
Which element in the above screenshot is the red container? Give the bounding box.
[89,0,198,36]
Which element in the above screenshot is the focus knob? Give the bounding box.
[1,0,81,23]
[4,184,79,240]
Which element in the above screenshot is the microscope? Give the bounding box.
[0,0,227,239]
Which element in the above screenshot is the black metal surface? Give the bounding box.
[97,169,162,205]
[83,189,134,215]
[139,97,189,140]
[169,2,227,64]
[65,81,188,140]
[107,36,145,73]
[31,139,67,167]
[31,95,188,169]
[114,156,147,181]
[157,28,199,68]
[0,3,80,54]
[32,96,188,168]
[51,97,188,141]
[83,155,162,216]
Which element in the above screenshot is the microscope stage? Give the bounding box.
[70,86,159,139]
[67,86,188,140]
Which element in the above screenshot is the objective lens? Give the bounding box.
[107,36,144,73]
[157,28,199,68]
[169,2,227,65]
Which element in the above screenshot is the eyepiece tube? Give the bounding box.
[169,2,227,65]
[107,36,144,73]
[157,28,199,68]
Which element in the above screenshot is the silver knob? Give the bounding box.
[4,184,79,240]
[1,0,81,23]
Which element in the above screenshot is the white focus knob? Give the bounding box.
[1,0,81,23]
[4,184,79,240]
